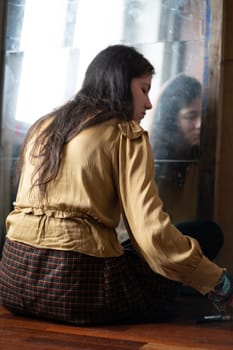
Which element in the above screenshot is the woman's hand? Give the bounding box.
[208,272,233,314]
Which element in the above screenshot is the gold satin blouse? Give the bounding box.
[6,118,223,294]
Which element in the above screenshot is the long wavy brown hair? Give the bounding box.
[18,44,154,195]
[151,73,202,160]
[150,74,202,188]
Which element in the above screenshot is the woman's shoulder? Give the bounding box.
[78,119,148,150]
[91,118,147,140]
[117,120,147,140]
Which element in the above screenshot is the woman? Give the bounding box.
[0,45,232,325]
[150,74,223,261]
[151,74,202,163]
[150,73,202,223]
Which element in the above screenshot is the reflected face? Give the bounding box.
[177,97,202,146]
[131,74,152,124]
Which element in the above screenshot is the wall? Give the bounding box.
[215,0,233,273]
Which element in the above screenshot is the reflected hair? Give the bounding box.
[18,44,154,195]
[151,73,202,160]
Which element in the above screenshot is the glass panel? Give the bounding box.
[0,0,210,248]
[147,0,206,224]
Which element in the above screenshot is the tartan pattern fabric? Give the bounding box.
[0,238,177,325]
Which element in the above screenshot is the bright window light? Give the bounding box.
[15,0,125,124]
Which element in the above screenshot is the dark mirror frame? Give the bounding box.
[198,0,223,219]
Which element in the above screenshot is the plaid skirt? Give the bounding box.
[0,238,178,325]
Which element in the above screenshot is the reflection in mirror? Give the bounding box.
[0,0,210,247]
[148,74,202,223]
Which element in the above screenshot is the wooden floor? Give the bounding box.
[0,295,233,350]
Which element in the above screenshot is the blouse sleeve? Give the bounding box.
[117,121,223,295]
